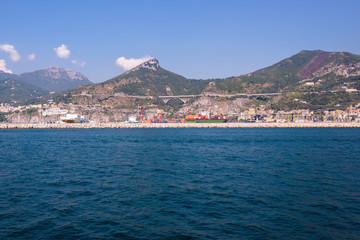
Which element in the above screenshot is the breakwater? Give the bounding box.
[1,122,360,129]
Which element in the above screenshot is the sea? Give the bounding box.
[0,128,359,239]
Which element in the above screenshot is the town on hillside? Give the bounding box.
[1,94,360,124]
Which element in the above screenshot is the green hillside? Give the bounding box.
[72,59,210,96]
[107,67,209,96]
[216,50,360,93]
[0,78,48,103]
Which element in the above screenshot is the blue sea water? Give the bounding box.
[0,128,359,239]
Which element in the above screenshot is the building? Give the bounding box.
[42,108,69,116]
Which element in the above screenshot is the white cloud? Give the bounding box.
[28,53,36,61]
[71,59,86,67]
[0,59,13,74]
[115,56,153,70]
[54,44,70,59]
[0,44,20,62]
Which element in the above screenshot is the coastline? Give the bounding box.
[1,122,360,129]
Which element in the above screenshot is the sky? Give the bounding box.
[1,0,360,83]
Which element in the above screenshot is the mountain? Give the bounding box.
[59,50,360,113]
[0,78,48,103]
[0,71,18,81]
[71,50,360,100]
[18,66,92,92]
[216,50,360,93]
[72,59,210,96]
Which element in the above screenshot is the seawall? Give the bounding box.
[1,122,360,129]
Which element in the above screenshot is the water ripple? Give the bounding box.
[0,128,359,239]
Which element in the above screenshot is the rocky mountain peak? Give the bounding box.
[44,66,63,79]
[131,58,160,72]
[43,66,86,80]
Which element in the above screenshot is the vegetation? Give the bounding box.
[215,50,360,94]
[246,98,268,107]
[0,78,48,103]
[54,93,73,104]
[0,112,9,122]
[106,67,210,96]
[26,108,38,115]
[23,98,48,106]
[270,92,360,111]
[26,108,38,120]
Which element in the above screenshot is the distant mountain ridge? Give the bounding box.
[0,66,91,93]
[0,71,18,81]
[0,66,92,104]
[18,66,92,92]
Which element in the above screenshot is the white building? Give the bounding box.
[42,108,68,116]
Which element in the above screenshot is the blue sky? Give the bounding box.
[1,0,360,83]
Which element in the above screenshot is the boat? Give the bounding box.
[127,116,139,123]
[61,114,87,123]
